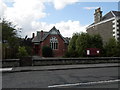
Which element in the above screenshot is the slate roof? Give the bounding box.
[101,11,114,21]
[32,26,69,44]
[101,11,120,21]
[88,11,120,27]
[32,31,49,43]
[112,11,120,17]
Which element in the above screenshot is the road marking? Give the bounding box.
[48,79,120,88]
[0,68,12,71]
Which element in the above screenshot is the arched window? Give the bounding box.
[50,37,58,50]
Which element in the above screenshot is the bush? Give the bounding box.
[42,46,53,57]
[65,33,103,57]
[64,51,79,57]
[104,38,120,57]
[25,46,32,56]
[17,46,28,58]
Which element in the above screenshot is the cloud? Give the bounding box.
[0,0,7,19]
[78,0,119,2]
[50,0,79,10]
[1,0,86,38]
[2,0,47,37]
[31,20,87,37]
[4,0,46,20]
[83,7,99,10]
[54,20,87,37]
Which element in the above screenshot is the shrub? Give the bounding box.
[42,46,53,57]
[17,46,28,58]
[104,38,120,57]
[66,33,103,57]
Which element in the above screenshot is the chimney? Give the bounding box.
[94,7,102,23]
[40,30,43,39]
[32,33,35,38]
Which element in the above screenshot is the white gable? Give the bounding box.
[50,30,58,35]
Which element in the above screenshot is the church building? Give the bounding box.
[32,26,69,57]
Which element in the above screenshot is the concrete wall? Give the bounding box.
[2,57,120,67]
[87,20,114,43]
[2,59,20,67]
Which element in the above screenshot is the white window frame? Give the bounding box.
[50,37,58,50]
[87,50,90,55]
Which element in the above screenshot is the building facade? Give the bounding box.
[32,26,69,57]
[86,8,120,43]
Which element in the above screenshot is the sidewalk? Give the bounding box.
[2,63,120,73]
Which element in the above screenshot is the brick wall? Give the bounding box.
[39,35,67,57]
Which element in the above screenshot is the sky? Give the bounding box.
[0,0,120,38]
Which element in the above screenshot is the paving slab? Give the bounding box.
[2,63,120,73]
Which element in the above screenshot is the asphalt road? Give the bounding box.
[2,66,120,88]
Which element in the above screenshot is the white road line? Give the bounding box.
[0,68,12,71]
[48,79,120,88]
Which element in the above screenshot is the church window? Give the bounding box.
[50,37,58,50]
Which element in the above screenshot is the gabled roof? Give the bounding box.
[101,11,114,21]
[32,31,49,43]
[112,11,120,17]
[87,11,120,27]
[101,11,120,21]
[32,26,68,43]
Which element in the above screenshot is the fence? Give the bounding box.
[2,57,120,67]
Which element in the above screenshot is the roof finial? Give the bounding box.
[52,26,56,30]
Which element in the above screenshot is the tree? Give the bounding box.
[42,46,53,57]
[2,19,21,59]
[76,33,91,56]
[2,19,20,45]
[66,33,103,57]
[21,36,33,56]
[91,34,103,49]
[104,38,120,57]
[67,33,79,57]
[116,42,120,57]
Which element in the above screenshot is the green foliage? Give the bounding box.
[68,33,79,57]
[116,42,120,57]
[76,33,91,56]
[2,19,20,46]
[2,19,21,59]
[66,33,120,57]
[17,46,28,58]
[68,33,79,52]
[91,34,103,49]
[66,33,103,57]
[75,33,103,57]
[104,38,120,57]
[0,22,2,41]
[25,46,32,56]
[42,46,53,57]
[2,19,33,59]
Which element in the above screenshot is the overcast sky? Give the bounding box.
[1,0,119,38]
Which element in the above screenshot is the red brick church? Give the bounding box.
[32,26,69,57]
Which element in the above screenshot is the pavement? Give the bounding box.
[1,63,120,73]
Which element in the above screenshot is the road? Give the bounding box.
[2,66,120,88]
